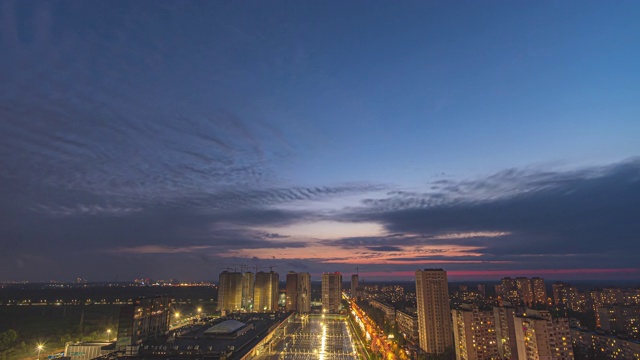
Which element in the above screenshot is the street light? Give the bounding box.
[37,344,44,360]
[107,329,112,342]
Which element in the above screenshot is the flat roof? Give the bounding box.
[204,320,246,335]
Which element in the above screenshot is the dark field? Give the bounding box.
[0,285,217,360]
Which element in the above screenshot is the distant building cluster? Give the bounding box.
[496,277,548,306]
[217,270,280,313]
[217,270,345,314]
[38,269,638,360]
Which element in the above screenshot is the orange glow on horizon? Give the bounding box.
[220,243,486,263]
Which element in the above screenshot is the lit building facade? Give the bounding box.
[552,282,583,312]
[598,305,640,338]
[498,278,520,304]
[396,310,419,344]
[513,309,574,360]
[571,328,640,359]
[351,274,360,301]
[370,299,396,325]
[241,272,254,311]
[415,269,453,354]
[452,304,499,360]
[115,296,170,350]
[254,271,279,312]
[516,277,534,307]
[493,305,518,360]
[285,272,311,313]
[218,271,243,313]
[322,272,343,313]
[531,277,547,305]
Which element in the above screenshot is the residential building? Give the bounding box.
[370,299,396,325]
[322,272,343,313]
[571,328,640,359]
[531,277,547,305]
[351,274,360,301]
[494,305,518,360]
[513,309,574,360]
[285,272,311,313]
[552,282,583,312]
[452,304,499,360]
[499,278,520,304]
[598,305,640,338]
[254,271,279,312]
[115,296,170,350]
[516,277,534,307]
[415,269,453,354]
[241,272,254,311]
[217,271,243,313]
[396,310,419,344]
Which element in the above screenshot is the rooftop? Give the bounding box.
[203,320,246,335]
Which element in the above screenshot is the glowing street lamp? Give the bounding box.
[107,329,112,342]
[37,344,44,360]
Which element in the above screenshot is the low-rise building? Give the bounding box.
[396,310,419,344]
[370,299,396,325]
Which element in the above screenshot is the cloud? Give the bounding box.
[108,245,214,254]
[342,158,640,270]
[365,246,403,252]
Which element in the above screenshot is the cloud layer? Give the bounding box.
[1,1,639,281]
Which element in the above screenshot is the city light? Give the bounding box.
[36,344,44,360]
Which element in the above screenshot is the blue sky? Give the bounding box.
[1,1,639,281]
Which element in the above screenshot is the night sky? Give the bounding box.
[1,1,639,281]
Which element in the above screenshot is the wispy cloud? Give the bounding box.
[108,245,214,254]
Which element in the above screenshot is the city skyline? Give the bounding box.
[1,1,640,281]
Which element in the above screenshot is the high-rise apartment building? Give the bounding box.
[254,271,279,312]
[351,274,360,301]
[531,277,547,305]
[516,277,534,306]
[116,296,170,350]
[499,277,545,307]
[285,272,311,313]
[322,272,343,313]
[552,282,583,312]
[415,269,453,354]
[499,277,520,304]
[218,271,243,313]
[241,271,254,311]
[452,304,499,360]
[598,305,640,338]
[477,284,486,295]
[513,309,574,360]
[494,305,518,360]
